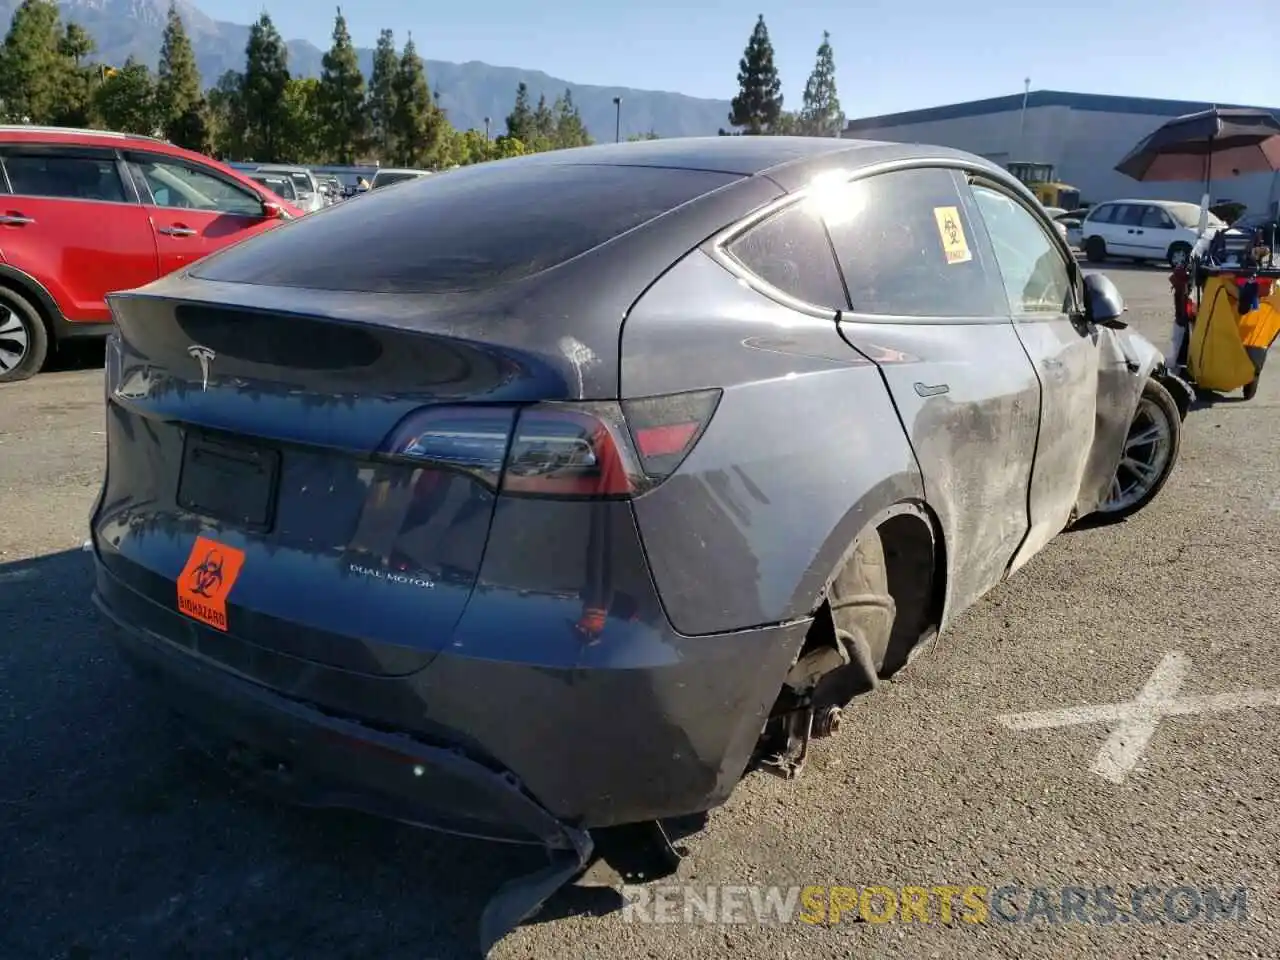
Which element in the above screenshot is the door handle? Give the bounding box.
[0,213,35,226]
[158,225,196,237]
[913,382,950,398]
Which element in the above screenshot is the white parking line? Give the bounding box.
[995,651,1280,783]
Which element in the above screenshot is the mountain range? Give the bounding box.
[0,0,734,140]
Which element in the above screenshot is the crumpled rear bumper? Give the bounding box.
[97,596,594,955]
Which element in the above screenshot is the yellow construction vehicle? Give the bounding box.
[1005,161,1081,210]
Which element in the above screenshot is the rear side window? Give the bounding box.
[817,167,1003,317]
[724,202,847,309]
[4,153,126,203]
[193,163,739,294]
[1115,204,1146,226]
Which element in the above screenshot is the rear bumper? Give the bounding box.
[98,589,590,851]
[94,559,810,832]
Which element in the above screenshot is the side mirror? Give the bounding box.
[1083,272,1126,328]
[261,201,286,220]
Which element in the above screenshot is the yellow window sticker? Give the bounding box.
[933,206,972,264]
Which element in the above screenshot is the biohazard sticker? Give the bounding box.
[177,536,246,631]
[932,206,972,264]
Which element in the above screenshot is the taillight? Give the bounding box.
[379,390,720,500]
[378,405,517,489]
[622,389,721,479]
[503,402,644,499]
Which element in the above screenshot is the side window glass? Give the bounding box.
[132,156,263,216]
[724,202,848,309]
[816,167,1003,317]
[1089,204,1114,224]
[4,153,126,203]
[1118,204,1147,227]
[1141,206,1174,229]
[971,184,1073,315]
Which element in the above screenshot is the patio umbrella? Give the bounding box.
[1114,107,1280,186]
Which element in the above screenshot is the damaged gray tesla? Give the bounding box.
[90,136,1191,953]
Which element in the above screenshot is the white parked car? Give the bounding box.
[255,165,324,214]
[1081,199,1225,267]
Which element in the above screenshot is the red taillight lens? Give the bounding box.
[623,389,721,479]
[379,390,720,500]
[502,402,644,499]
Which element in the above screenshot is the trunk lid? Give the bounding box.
[95,287,560,677]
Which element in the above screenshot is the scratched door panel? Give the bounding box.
[837,318,1040,623]
[967,179,1099,573]
[817,165,1041,627]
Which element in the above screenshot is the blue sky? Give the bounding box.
[209,0,1276,117]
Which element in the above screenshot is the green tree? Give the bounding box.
[206,69,246,157]
[389,34,446,168]
[798,31,843,137]
[155,2,207,149]
[316,7,368,163]
[280,76,323,162]
[530,92,555,150]
[367,28,398,161]
[241,13,290,161]
[505,82,533,142]
[728,14,783,135]
[58,22,93,66]
[91,55,156,134]
[0,0,66,123]
[552,88,591,149]
[491,134,527,159]
[627,130,660,141]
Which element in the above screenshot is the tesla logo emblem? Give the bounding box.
[187,345,215,391]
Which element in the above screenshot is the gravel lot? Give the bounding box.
[3,265,1277,959]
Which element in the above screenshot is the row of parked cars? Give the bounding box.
[0,123,435,383]
[241,164,433,213]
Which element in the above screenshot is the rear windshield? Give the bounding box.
[372,172,420,188]
[193,162,738,294]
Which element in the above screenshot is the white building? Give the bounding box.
[844,90,1280,214]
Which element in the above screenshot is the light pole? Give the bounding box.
[1017,77,1030,158]
[612,96,622,143]
[484,116,491,141]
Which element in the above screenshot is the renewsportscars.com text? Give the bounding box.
[620,883,1249,926]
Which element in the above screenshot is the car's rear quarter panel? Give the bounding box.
[620,249,925,636]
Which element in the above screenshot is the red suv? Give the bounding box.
[0,126,303,383]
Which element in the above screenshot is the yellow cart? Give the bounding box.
[1188,268,1280,399]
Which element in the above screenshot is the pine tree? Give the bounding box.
[317,7,368,163]
[552,88,590,149]
[799,31,843,137]
[367,28,397,161]
[240,13,290,161]
[207,68,246,158]
[91,55,156,135]
[505,82,533,142]
[531,92,555,149]
[58,22,93,66]
[0,0,66,123]
[728,14,783,135]
[155,2,206,149]
[390,34,444,168]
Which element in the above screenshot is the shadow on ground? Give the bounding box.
[44,339,106,374]
[0,548,622,959]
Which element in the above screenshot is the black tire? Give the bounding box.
[1085,235,1107,263]
[0,285,48,383]
[1092,378,1182,522]
[1167,241,1192,268]
[827,530,897,675]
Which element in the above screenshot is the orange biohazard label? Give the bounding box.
[176,536,246,632]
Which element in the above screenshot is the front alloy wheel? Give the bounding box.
[1096,379,1181,520]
